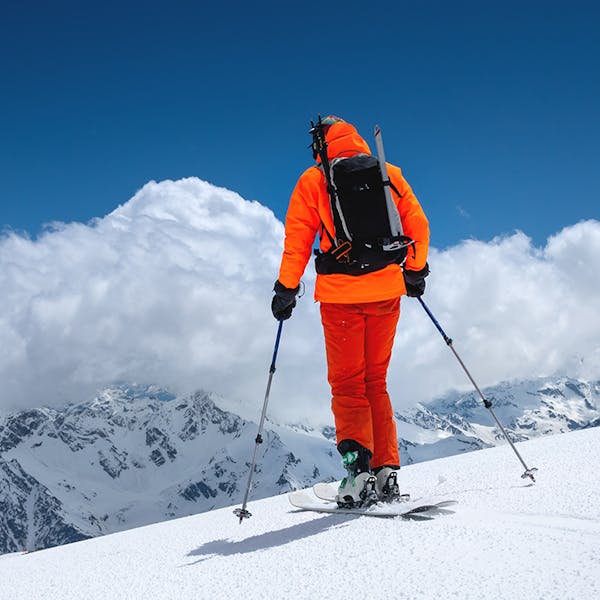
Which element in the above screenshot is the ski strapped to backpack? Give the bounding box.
[309,116,414,276]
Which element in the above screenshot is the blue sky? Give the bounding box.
[1,0,598,249]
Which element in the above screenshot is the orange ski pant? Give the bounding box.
[320,298,401,469]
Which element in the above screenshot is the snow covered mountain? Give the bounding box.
[1,427,598,600]
[0,385,339,554]
[0,377,598,555]
[396,376,600,463]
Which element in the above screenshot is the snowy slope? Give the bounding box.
[1,428,598,600]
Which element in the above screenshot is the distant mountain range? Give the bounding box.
[1,377,598,554]
[396,377,600,463]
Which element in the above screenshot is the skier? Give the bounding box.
[272,116,430,507]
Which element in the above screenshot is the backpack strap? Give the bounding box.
[388,180,403,200]
[315,162,353,249]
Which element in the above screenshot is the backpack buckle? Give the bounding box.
[331,241,352,263]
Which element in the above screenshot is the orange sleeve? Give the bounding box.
[388,164,430,271]
[277,168,322,289]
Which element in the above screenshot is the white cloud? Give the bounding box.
[390,222,600,409]
[1,178,599,427]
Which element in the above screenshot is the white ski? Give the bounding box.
[290,490,456,520]
[374,125,404,240]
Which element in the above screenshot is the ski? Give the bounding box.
[374,124,404,240]
[313,481,411,503]
[289,490,457,520]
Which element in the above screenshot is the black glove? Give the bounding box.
[403,263,430,297]
[271,280,300,320]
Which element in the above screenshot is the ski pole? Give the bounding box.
[416,296,538,482]
[234,318,285,523]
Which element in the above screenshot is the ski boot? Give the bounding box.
[336,444,378,509]
[374,466,410,503]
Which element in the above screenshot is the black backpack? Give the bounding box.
[310,118,414,276]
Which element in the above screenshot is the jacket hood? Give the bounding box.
[316,121,371,163]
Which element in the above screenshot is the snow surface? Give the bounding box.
[1,428,598,600]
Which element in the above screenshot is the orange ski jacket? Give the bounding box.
[278,121,430,303]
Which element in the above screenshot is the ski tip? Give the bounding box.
[374,124,381,136]
[434,500,458,508]
[401,512,435,522]
[313,481,337,498]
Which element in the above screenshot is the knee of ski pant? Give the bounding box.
[364,350,394,383]
[327,359,367,396]
[329,377,368,399]
[366,392,395,418]
[365,378,389,398]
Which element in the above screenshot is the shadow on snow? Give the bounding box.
[184,512,356,565]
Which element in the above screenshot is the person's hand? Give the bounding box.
[403,263,429,297]
[271,280,300,320]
